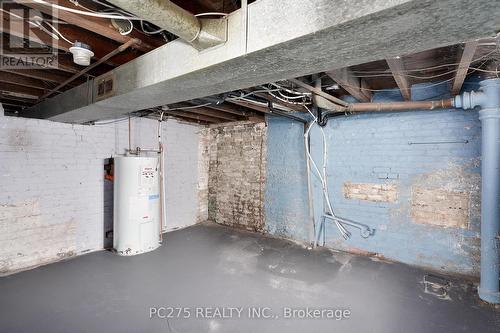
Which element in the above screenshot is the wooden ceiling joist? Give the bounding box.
[180,105,242,121]
[203,102,255,117]
[325,68,372,102]
[451,40,478,95]
[162,110,223,123]
[2,68,82,86]
[0,71,55,91]
[17,0,163,53]
[0,81,45,98]
[386,57,411,101]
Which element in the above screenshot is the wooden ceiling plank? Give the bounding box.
[325,68,372,102]
[386,57,411,101]
[451,41,478,95]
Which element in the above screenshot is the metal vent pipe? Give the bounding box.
[108,0,227,50]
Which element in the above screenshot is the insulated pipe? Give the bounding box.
[456,78,500,304]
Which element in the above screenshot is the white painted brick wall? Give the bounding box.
[0,115,204,274]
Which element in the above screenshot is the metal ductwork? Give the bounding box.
[108,0,227,50]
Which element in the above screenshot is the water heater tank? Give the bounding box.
[113,156,161,255]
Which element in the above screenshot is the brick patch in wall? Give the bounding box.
[207,121,266,231]
[343,182,398,203]
[411,188,469,228]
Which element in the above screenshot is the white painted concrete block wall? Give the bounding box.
[0,115,204,274]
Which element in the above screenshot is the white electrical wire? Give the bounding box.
[303,106,350,239]
[31,0,143,20]
[194,12,229,17]
[140,20,164,35]
[43,21,73,44]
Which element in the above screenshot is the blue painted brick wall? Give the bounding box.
[264,79,482,275]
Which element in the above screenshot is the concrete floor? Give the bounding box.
[0,222,498,333]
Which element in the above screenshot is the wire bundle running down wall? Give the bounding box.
[303,105,374,245]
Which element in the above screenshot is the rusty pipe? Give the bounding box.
[345,99,455,112]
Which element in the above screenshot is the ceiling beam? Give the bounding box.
[164,115,209,125]
[451,40,478,95]
[0,71,56,90]
[0,82,45,98]
[202,102,256,117]
[180,104,242,121]
[0,93,36,105]
[325,68,372,102]
[15,0,162,53]
[2,68,82,85]
[0,16,117,72]
[288,79,348,107]
[386,57,411,101]
[162,110,222,123]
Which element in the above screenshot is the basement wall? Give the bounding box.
[265,81,482,276]
[206,122,267,231]
[0,116,205,275]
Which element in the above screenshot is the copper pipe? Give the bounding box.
[37,38,140,102]
[345,98,455,112]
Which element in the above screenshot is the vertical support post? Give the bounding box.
[477,78,500,304]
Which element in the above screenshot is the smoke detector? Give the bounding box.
[69,42,94,66]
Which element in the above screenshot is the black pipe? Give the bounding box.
[317,109,347,126]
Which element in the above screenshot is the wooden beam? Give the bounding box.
[386,57,411,101]
[180,104,242,121]
[228,99,270,113]
[2,68,81,85]
[203,102,256,117]
[162,110,223,123]
[0,71,56,90]
[1,11,137,67]
[288,78,348,107]
[16,0,163,53]
[0,19,114,75]
[164,114,209,125]
[1,92,37,104]
[325,68,372,102]
[0,82,45,98]
[451,41,478,95]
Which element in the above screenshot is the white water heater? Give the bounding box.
[113,156,161,255]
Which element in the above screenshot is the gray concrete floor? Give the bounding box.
[0,222,498,333]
